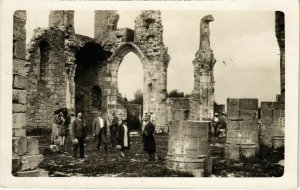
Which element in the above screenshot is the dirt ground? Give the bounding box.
[36,131,284,177]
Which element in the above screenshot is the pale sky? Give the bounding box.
[26,10,280,105]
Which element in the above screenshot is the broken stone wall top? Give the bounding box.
[94,10,119,41]
[49,11,74,33]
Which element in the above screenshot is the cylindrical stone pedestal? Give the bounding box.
[240,142,256,158]
[166,120,211,177]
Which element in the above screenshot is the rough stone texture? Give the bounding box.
[26,27,67,129]
[166,97,189,126]
[20,154,43,171]
[16,170,40,177]
[27,137,40,155]
[166,120,211,176]
[225,98,259,160]
[13,128,26,137]
[49,11,74,33]
[12,137,28,156]
[13,10,46,177]
[189,15,216,121]
[95,11,119,41]
[13,11,27,59]
[260,100,285,148]
[275,11,285,102]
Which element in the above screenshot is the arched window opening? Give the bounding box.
[118,52,143,101]
[91,86,102,110]
[38,40,50,80]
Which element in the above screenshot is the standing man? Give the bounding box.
[142,114,156,161]
[92,111,109,154]
[72,112,86,159]
[109,110,119,149]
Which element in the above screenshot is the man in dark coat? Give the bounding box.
[72,112,86,159]
[92,111,109,154]
[109,111,119,149]
[142,114,156,161]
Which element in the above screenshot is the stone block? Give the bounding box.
[227,111,239,120]
[16,170,40,177]
[13,89,27,104]
[224,144,240,160]
[12,156,21,173]
[13,75,27,89]
[39,169,49,177]
[13,137,27,156]
[13,103,26,113]
[239,110,258,120]
[13,113,26,128]
[261,102,273,110]
[273,108,284,117]
[27,137,39,155]
[239,98,258,110]
[272,117,285,127]
[13,128,26,137]
[273,102,285,109]
[14,40,27,59]
[227,98,239,111]
[14,11,27,21]
[20,154,43,171]
[227,120,241,130]
[13,59,30,76]
[260,109,273,117]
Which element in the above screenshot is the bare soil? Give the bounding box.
[36,131,284,177]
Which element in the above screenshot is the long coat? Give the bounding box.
[72,118,87,138]
[142,121,156,153]
[117,123,130,150]
[92,117,109,144]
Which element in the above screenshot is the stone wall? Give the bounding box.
[26,27,67,130]
[166,97,189,127]
[189,15,216,121]
[275,11,285,102]
[94,11,119,41]
[260,102,285,148]
[225,98,259,160]
[13,10,47,177]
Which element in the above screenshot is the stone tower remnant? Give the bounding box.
[166,15,215,176]
[189,15,216,121]
[275,11,285,103]
[12,10,48,177]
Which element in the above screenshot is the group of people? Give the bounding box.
[53,108,74,146]
[58,109,156,162]
[211,112,227,138]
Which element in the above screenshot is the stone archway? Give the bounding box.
[107,41,168,132]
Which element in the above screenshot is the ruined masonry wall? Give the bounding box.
[26,28,67,130]
[13,10,47,177]
[166,97,189,127]
[189,15,216,121]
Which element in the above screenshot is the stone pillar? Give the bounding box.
[135,10,170,132]
[13,10,47,177]
[49,10,75,33]
[189,15,216,121]
[166,120,212,176]
[94,10,119,41]
[275,11,285,103]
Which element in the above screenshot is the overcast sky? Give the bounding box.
[26,10,280,105]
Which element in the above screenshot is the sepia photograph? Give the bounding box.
[1,0,299,189]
